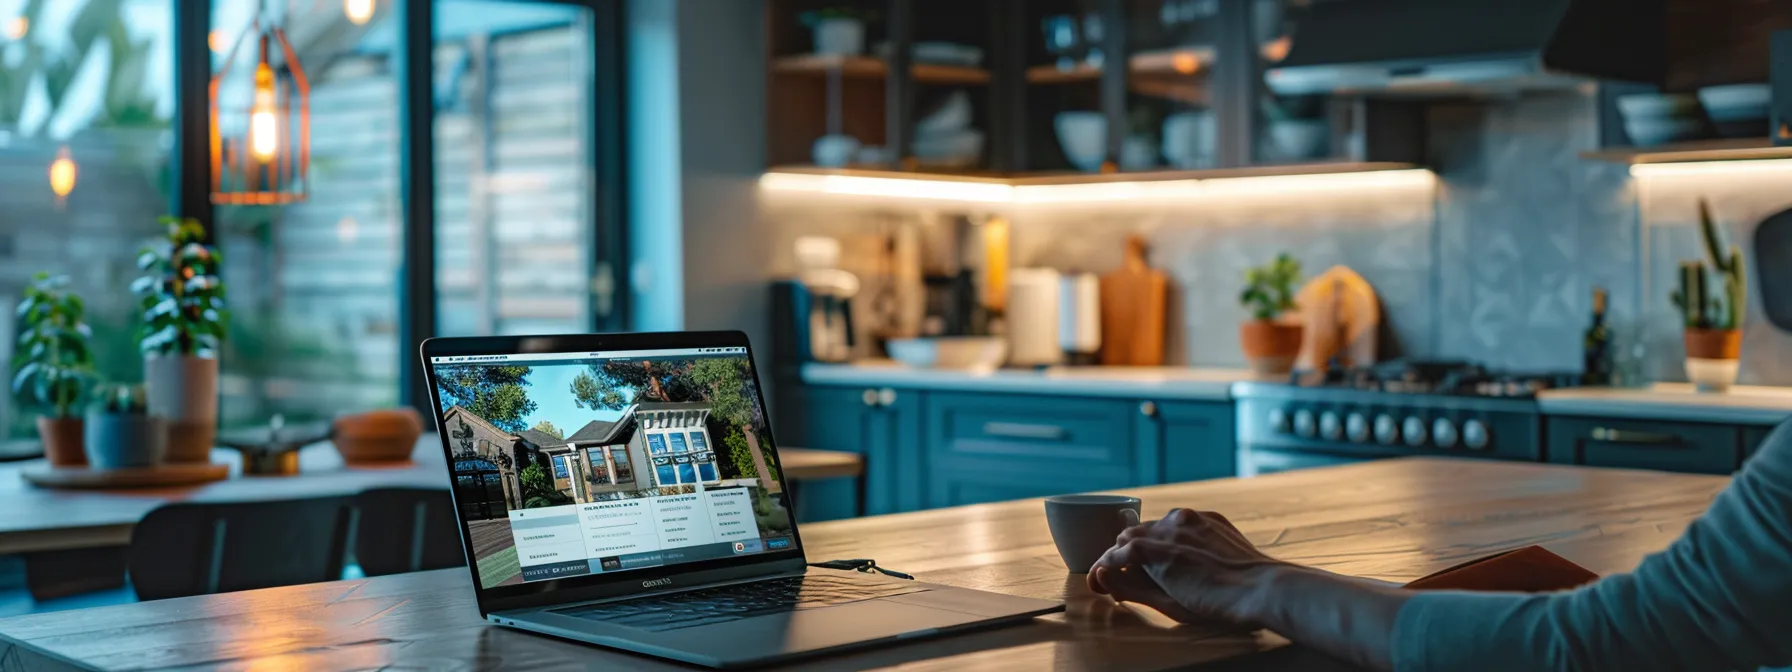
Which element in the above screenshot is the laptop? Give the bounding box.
[419,331,1062,668]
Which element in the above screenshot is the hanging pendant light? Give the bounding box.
[344,0,376,25]
[48,145,77,207]
[211,2,309,205]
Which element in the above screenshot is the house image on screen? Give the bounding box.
[538,401,777,503]
[440,406,559,520]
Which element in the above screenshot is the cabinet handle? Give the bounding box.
[861,389,879,407]
[1139,401,1158,417]
[877,388,898,407]
[1590,427,1681,445]
[982,422,1068,441]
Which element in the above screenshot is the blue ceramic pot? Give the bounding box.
[84,412,168,470]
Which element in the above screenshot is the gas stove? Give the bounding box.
[1233,361,1579,476]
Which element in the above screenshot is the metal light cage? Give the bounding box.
[210,13,309,205]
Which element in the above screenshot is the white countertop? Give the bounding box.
[798,362,1266,401]
[1538,384,1792,425]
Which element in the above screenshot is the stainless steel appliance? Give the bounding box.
[1234,361,1579,476]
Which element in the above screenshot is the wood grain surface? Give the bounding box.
[0,458,1727,671]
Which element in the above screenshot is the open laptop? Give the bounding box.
[419,331,1061,668]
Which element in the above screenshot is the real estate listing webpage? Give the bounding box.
[430,346,794,588]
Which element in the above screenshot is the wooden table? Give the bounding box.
[0,458,1728,671]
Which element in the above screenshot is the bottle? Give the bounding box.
[1583,287,1612,386]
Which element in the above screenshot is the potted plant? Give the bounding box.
[85,383,166,469]
[1239,253,1304,375]
[11,274,97,466]
[133,216,227,463]
[801,7,873,56]
[1670,200,1745,392]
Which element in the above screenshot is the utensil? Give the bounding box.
[1099,235,1169,366]
[1007,268,1062,367]
[1044,494,1141,573]
[1755,206,1792,332]
[1054,112,1106,172]
[885,337,1008,371]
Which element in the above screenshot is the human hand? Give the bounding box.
[1086,508,1285,626]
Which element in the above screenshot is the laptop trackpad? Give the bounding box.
[703,599,984,653]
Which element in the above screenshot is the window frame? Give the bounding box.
[171,0,628,417]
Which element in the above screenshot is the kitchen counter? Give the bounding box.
[1538,384,1792,425]
[798,362,1265,401]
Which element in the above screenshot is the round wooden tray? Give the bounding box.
[22,462,231,489]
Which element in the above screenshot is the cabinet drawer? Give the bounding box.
[1547,417,1740,475]
[1743,425,1778,464]
[926,393,1136,469]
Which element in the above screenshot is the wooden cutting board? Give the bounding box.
[1099,235,1169,366]
[1295,265,1379,370]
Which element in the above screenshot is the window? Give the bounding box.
[433,0,607,336]
[213,0,401,429]
[584,447,609,484]
[653,455,675,487]
[646,433,666,455]
[668,433,688,453]
[676,463,697,484]
[690,432,708,451]
[610,449,632,482]
[551,454,568,479]
[697,461,717,482]
[0,0,173,441]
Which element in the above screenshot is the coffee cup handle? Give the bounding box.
[1120,508,1140,528]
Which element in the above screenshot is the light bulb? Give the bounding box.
[248,62,279,163]
[344,0,376,25]
[49,146,77,200]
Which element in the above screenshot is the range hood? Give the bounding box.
[1265,0,1663,97]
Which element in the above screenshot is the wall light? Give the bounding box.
[1630,158,1792,179]
[48,146,76,206]
[344,0,376,25]
[761,168,1435,204]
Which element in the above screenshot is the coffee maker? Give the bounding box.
[772,238,860,364]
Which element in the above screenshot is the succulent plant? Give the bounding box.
[1240,253,1301,321]
[1670,199,1746,330]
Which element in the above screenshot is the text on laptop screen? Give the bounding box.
[428,346,795,588]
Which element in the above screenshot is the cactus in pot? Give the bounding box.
[1669,199,1746,391]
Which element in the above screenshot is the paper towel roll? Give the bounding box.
[1060,272,1102,357]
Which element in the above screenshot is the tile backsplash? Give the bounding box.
[763,89,1792,384]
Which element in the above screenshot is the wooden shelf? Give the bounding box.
[771,54,990,85]
[1581,137,1792,164]
[1025,48,1215,105]
[764,161,1425,186]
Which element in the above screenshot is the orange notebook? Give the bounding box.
[1403,545,1600,592]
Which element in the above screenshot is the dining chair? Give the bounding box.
[350,488,465,577]
[127,496,352,601]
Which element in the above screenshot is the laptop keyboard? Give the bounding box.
[553,574,930,632]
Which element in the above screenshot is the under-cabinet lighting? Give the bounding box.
[762,168,1436,204]
[1630,158,1792,178]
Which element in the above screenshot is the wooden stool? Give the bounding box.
[777,448,864,522]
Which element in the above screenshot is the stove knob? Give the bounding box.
[1319,411,1342,440]
[1268,408,1290,434]
[1463,419,1492,450]
[1294,409,1317,438]
[1403,416,1428,447]
[1346,412,1370,443]
[1374,414,1399,445]
[1433,418,1459,449]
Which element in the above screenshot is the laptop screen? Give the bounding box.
[426,344,796,589]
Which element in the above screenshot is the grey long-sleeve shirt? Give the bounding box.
[1391,422,1792,671]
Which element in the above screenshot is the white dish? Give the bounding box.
[912,129,985,168]
[917,91,973,134]
[1698,84,1771,122]
[1055,112,1107,172]
[1624,117,1704,146]
[886,337,1008,371]
[1616,92,1700,120]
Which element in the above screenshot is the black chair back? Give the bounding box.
[350,488,465,576]
[128,496,351,601]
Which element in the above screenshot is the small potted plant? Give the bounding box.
[801,7,873,56]
[11,273,96,466]
[1670,199,1745,392]
[1239,253,1304,375]
[134,216,227,463]
[85,383,166,470]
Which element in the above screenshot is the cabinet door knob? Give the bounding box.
[877,388,898,406]
[861,389,879,407]
[1139,401,1158,417]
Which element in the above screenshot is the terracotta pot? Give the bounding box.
[1240,319,1305,375]
[1684,328,1742,392]
[332,408,425,465]
[145,355,218,463]
[37,416,87,467]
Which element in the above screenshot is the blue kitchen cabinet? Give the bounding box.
[1545,416,1742,475]
[779,384,923,520]
[922,393,1143,507]
[1138,400,1237,483]
[1743,424,1780,464]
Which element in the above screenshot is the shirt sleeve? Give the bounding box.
[1391,422,1792,672]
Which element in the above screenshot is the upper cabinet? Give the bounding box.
[764,0,1423,178]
